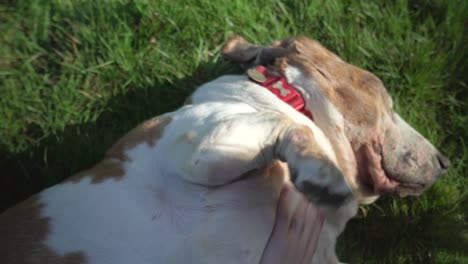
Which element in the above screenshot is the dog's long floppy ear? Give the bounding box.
[223,36,290,69]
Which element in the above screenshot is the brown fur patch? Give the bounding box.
[288,126,331,164]
[106,115,172,161]
[271,37,392,126]
[69,115,172,184]
[267,161,290,178]
[223,36,260,63]
[68,159,126,184]
[0,197,87,264]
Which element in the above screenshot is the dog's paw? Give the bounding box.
[292,159,353,207]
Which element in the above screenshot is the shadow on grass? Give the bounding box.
[338,200,468,263]
[0,60,238,213]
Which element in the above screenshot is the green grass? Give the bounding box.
[0,0,466,263]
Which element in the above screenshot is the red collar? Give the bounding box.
[247,66,313,120]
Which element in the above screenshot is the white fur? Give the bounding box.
[41,104,279,264]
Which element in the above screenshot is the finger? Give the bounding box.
[288,193,307,240]
[304,210,325,263]
[297,202,319,262]
[259,185,293,264]
[285,193,308,263]
[276,185,293,230]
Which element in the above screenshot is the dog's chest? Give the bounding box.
[38,163,281,264]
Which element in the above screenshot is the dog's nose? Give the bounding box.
[436,153,451,173]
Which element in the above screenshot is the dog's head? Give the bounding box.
[224,36,450,203]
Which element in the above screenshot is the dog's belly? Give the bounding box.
[38,168,284,264]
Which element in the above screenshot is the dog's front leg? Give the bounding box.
[170,106,352,206]
[275,124,353,207]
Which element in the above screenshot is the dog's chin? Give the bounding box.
[360,170,399,196]
[355,143,428,200]
[362,172,425,197]
[364,147,426,197]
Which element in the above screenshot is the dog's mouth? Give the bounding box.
[358,144,425,197]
